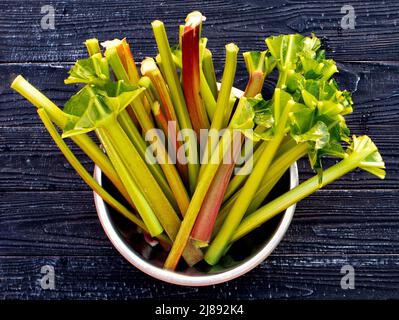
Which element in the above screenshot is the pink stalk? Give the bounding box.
[191,131,242,244]
[182,11,210,136]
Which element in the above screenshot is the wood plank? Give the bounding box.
[0,190,398,256]
[1,0,399,63]
[1,254,398,299]
[0,127,93,191]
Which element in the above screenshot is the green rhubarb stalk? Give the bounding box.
[139,76,160,107]
[97,120,202,266]
[152,19,199,194]
[85,38,102,57]
[232,135,385,242]
[200,43,238,175]
[246,142,307,215]
[216,142,308,234]
[164,128,234,269]
[104,48,177,206]
[226,95,237,126]
[38,108,170,243]
[179,24,184,51]
[200,70,217,121]
[105,46,130,82]
[223,139,267,201]
[95,116,177,234]
[223,138,297,203]
[121,118,173,209]
[90,117,163,236]
[205,92,295,265]
[155,54,168,83]
[202,48,218,100]
[163,97,250,269]
[10,76,134,208]
[127,84,189,214]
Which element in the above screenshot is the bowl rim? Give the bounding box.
[93,162,298,286]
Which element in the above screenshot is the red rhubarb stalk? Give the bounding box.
[191,131,242,244]
[182,11,210,135]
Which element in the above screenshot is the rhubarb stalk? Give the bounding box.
[191,129,242,244]
[202,48,218,100]
[10,75,134,208]
[191,50,270,243]
[182,11,210,135]
[141,57,189,184]
[232,135,385,242]
[38,107,169,241]
[152,19,199,194]
[163,98,251,270]
[205,91,295,265]
[200,43,238,176]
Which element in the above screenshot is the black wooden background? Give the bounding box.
[0,0,398,300]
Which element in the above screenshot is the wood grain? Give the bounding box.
[1,190,397,256]
[1,0,399,63]
[1,254,398,299]
[0,0,398,300]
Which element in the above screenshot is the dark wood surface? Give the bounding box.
[0,0,398,300]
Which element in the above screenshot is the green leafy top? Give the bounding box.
[347,135,386,179]
[265,34,303,71]
[64,53,110,87]
[243,50,276,77]
[62,82,144,138]
[62,54,144,138]
[260,33,357,178]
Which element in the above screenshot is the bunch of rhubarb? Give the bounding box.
[11,11,385,271]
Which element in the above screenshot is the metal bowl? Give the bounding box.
[93,163,298,286]
[93,86,298,286]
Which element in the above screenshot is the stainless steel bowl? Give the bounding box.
[93,163,298,286]
[93,86,298,286]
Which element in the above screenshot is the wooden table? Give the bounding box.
[1,0,398,299]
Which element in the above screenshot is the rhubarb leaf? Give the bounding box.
[350,135,386,179]
[229,97,255,130]
[65,53,110,86]
[62,83,144,137]
[266,34,303,70]
[291,121,330,150]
